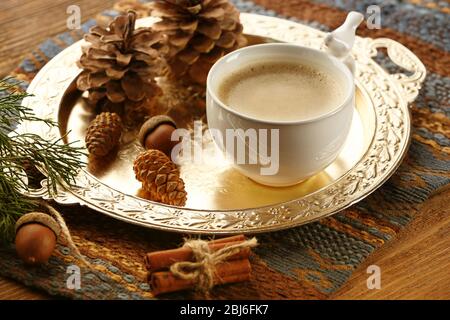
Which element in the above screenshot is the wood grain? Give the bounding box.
[333,188,450,300]
[0,278,48,300]
[0,0,449,300]
[0,0,116,77]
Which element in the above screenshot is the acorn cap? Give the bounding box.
[15,212,61,238]
[138,115,177,148]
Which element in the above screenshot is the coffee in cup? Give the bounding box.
[217,60,346,122]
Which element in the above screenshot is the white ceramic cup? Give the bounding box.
[206,12,363,187]
[206,43,355,187]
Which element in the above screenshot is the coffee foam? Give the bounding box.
[218,60,346,122]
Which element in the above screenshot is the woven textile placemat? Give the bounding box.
[1,0,449,299]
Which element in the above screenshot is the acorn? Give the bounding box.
[15,212,61,265]
[138,115,178,157]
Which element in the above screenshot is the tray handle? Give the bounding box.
[21,179,80,206]
[368,38,426,104]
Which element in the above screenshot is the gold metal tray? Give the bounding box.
[19,14,426,234]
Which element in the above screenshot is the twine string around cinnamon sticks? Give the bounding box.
[145,235,250,271]
[146,235,258,295]
[169,237,258,292]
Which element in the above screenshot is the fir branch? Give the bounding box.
[0,78,85,242]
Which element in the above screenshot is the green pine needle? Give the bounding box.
[0,78,85,242]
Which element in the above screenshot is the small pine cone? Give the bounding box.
[85,112,123,157]
[133,149,187,206]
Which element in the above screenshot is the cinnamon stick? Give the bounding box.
[150,258,251,295]
[209,235,245,244]
[145,235,248,272]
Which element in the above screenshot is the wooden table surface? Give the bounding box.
[1,0,449,300]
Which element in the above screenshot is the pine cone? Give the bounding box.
[85,112,123,157]
[114,0,152,19]
[96,1,152,27]
[77,11,168,125]
[133,149,187,206]
[151,0,247,85]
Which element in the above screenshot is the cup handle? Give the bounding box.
[323,11,364,75]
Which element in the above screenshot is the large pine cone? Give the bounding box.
[85,112,123,157]
[96,1,152,27]
[151,0,247,85]
[114,0,152,19]
[77,11,168,125]
[134,149,187,206]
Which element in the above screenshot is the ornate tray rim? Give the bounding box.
[18,13,426,234]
